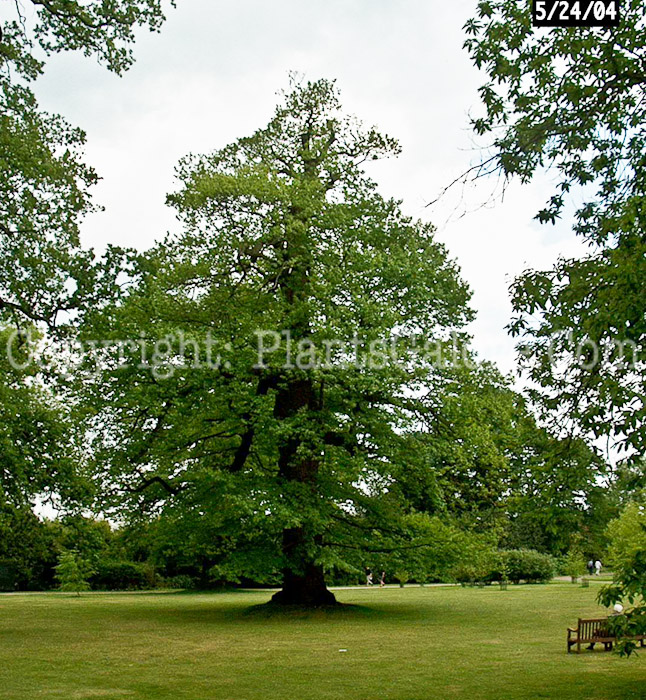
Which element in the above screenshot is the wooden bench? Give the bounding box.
[567,617,646,653]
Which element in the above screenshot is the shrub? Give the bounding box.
[159,574,198,590]
[450,546,498,585]
[487,550,555,584]
[364,513,498,584]
[90,560,150,590]
[393,570,410,587]
[452,563,483,586]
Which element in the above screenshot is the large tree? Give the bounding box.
[463,0,646,456]
[79,79,473,606]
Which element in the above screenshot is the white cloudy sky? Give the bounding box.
[30,0,588,378]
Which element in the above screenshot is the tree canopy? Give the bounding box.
[0,327,87,506]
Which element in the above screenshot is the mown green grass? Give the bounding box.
[0,582,643,700]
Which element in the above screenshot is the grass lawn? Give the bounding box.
[0,582,644,700]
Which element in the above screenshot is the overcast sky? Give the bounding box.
[30,0,588,379]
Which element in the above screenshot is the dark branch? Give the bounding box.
[125,475,182,495]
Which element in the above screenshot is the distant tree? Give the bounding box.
[0,504,56,590]
[55,550,94,596]
[51,515,114,568]
[501,425,608,556]
[563,544,587,583]
[401,361,607,555]
[374,513,496,585]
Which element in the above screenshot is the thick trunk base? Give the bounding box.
[271,526,336,607]
[271,567,337,607]
[271,587,337,607]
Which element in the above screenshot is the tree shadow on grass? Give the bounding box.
[44,590,434,629]
[240,601,393,622]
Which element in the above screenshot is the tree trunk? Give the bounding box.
[270,376,337,606]
[270,156,337,606]
[271,528,337,606]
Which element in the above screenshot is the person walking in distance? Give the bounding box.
[379,571,386,588]
[366,568,374,586]
[587,559,595,576]
[595,559,602,576]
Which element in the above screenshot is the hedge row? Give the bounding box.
[453,549,556,584]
